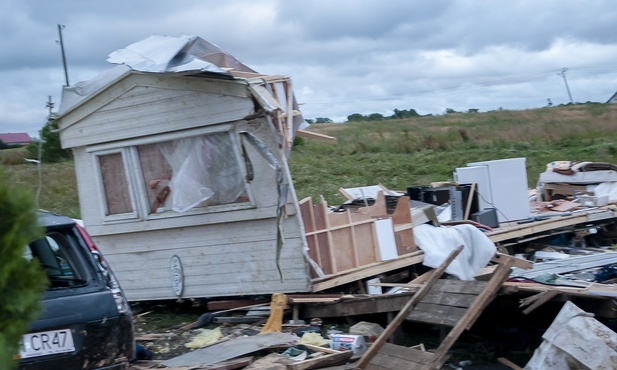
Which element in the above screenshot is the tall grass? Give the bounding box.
[290,104,617,205]
[2,103,617,216]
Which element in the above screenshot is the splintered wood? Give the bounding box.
[357,253,514,370]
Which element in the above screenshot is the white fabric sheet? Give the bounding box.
[413,223,496,280]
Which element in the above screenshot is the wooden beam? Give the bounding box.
[521,290,560,315]
[497,357,523,370]
[426,260,514,369]
[356,246,463,369]
[463,182,476,220]
[296,129,336,143]
[311,251,424,292]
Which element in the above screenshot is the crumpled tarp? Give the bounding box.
[413,223,496,280]
[60,35,256,114]
[107,34,256,74]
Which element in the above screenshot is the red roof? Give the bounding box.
[0,133,32,144]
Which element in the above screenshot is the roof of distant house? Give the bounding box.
[0,132,32,144]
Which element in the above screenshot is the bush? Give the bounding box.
[0,172,46,369]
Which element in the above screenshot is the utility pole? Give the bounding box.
[46,96,55,117]
[57,24,70,86]
[558,68,573,104]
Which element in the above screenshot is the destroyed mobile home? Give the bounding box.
[57,35,617,369]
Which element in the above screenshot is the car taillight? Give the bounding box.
[75,224,130,315]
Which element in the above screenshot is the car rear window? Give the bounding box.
[25,230,90,289]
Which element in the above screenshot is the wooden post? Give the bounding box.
[463,183,476,220]
[356,245,464,369]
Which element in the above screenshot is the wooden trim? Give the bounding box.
[311,251,424,292]
[295,129,336,142]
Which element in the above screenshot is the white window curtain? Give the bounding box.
[158,133,245,213]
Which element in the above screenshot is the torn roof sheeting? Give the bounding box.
[59,34,307,153]
[106,34,257,74]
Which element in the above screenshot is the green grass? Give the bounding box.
[1,161,79,218]
[290,103,617,205]
[2,103,617,217]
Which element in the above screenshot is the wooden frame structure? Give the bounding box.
[299,193,417,279]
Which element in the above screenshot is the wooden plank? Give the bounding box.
[295,129,336,143]
[521,290,560,315]
[431,280,488,295]
[311,251,424,292]
[367,352,426,370]
[319,196,338,273]
[419,290,479,308]
[426,261,514,369]
[199,357,255,370]
[407,303,466,326]
[356,246,463,369]
[302,292,416,318]
[390,196,416,255]
[298,197,323,277]
[463,183,476,220]
[488,213,588,243]
[358,191,388,218]
[285,349,352,370]
[497,357,523,370]
[377,342,433,364]
[313,197,333,275]
[207,299,269,311]
[330,226,357,271]
[355,222,379,266]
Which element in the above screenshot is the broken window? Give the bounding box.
[96,131,250,219]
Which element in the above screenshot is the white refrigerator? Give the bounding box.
[454,157,530,223]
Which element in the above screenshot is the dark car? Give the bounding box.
[17,211,134,369]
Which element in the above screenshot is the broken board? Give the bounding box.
[357,258,514,370]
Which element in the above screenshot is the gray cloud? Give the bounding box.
[1,0,616,137]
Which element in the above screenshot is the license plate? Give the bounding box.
[19,329,75,359]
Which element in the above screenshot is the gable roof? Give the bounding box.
[0,132,32,144]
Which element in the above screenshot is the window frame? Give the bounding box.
[90,127,255,223]
[93,148,140,222]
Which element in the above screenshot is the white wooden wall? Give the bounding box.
[61,72,312,300]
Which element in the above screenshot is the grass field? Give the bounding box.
[2,103,617,218]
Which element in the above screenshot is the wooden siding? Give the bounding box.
[97,216,311,300]
[60,74,253,149]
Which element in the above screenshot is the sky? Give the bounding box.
[2,0,617,138]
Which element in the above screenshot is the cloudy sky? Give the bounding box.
[2,0,617,138]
